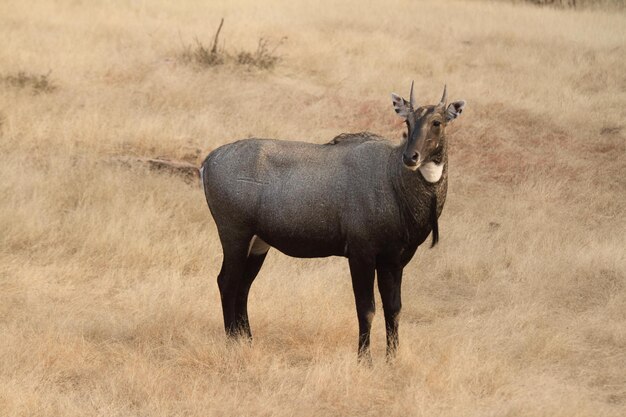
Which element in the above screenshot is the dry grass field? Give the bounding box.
[1,0,625,416]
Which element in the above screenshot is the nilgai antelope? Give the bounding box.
[201,82,465,360]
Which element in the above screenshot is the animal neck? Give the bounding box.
[390,138,449,246]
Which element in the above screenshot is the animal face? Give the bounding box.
[391,83,465,172]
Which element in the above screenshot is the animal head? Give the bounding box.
[391,82,465,171]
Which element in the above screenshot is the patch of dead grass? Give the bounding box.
[1,70,56,94]
[180,19,285,71]
[0,0,625,416]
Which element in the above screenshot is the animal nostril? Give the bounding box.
[412,152,419,162]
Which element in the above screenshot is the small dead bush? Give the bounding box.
[236,37,286,70]
[180,18,284,70]
[182,37,225,67]
[1,71,57,94]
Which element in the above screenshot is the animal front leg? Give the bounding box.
[377,267,403,358]
[348,257,376,363]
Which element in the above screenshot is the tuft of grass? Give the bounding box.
[525,0,577,7]
[510,0,626,9]
[180,19,284,70]
[236,37,286,70]
[1,70,57,94]
[181,37,225,67]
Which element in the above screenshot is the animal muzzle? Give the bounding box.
[402,151,421,169]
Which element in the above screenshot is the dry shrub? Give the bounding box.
[182,37,225,67]
[235,37,287,70]
[181,19,284,70]
[1,71,56,94]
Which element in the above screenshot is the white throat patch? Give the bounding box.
[418,162,444,183]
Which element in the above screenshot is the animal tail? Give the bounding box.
[199,164,205,186]
[199,155,211,202]
[430,195,439,248]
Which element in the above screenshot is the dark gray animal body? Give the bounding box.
[201,84,465,360]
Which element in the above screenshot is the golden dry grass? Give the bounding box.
[1,0,625,416]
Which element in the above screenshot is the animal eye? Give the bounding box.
[433,120,441,127]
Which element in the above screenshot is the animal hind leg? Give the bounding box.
[235,250,269,340]
[217,238,250,338]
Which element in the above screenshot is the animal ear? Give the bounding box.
[445,100,466,122]
[391,93,411,119]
